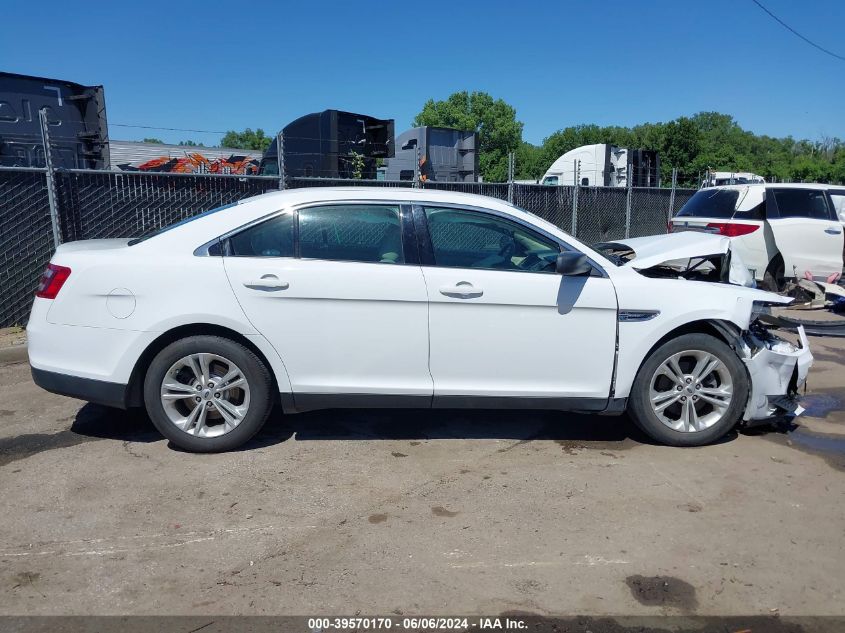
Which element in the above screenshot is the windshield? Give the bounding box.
[128,201,241,245]
[676,189,740,219]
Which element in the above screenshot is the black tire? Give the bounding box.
[627,333,749,447]
[143,335,273,452]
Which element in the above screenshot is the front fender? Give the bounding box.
[612,276,786,398]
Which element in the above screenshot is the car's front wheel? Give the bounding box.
[627,333,749,446]
[143,335,273,452]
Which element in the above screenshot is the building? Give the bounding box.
[110,140,262,175]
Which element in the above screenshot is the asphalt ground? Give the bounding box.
[0,330,842,622]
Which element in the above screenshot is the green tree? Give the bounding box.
[660,117,701,186]
[221,128,273,152]
[142,137,163,144]
[178,140,204,147]
[534,112,845,186]
[515,142,544,180]
[348,151,365,179]
[413,91,523,182]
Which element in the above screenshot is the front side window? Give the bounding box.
[542,176,559,186]
[773,189,831,220]
[229,213,294,257]
[424,207,560,273]
[299,205,404,264]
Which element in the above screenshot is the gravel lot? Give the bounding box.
[0,332,843,618]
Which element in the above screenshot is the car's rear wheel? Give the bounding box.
[627,333,749,446]
[143,335,273,452]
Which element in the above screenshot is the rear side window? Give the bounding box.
[229,213,294,258]
[772,189,831,220]
[676,189,740,219]
[299,205,404,264]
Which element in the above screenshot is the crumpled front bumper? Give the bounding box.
[741,325,813,422]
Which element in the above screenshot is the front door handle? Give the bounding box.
[824,227,842,235]
[439,282,483,299]
[244,275,289,291]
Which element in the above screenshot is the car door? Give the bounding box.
[415,204,618,407]
[223,202,432,405]
[766,188,844,280]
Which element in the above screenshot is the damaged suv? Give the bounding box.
[670,183,844,290]
[28,188,813,452]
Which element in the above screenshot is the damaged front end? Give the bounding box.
[722,310,814,425]
[594,231,755,288]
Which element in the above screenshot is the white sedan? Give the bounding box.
[28,188,813,452]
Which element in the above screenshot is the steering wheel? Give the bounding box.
[498,234,516,260]
[518,252,556,272]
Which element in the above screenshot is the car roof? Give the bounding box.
[139,186,592,256]
[240,186,509,206]
[705,182,837,192]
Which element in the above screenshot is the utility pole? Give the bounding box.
[39,108,61,248]
[572,159,580,237]
[507,152,514,204]
[624,163,633,239]
[414,143,421,188]
[668,167,678,222]
[276,132,286,190]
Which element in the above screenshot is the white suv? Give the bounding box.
[28,188,812,452]
[671,183,845,290]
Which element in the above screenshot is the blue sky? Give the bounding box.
[2,0,843,147]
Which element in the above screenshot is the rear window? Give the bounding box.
[128,201,240,245]
[676,189,740,219]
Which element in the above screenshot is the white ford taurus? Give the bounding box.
[28,188,813,452]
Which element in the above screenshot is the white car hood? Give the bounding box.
[607,232,756,288]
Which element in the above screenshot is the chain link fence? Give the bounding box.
[0,168,697,327]
[54,170,280,242]
[0,168,55,327]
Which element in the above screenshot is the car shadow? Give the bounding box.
[69,402,665,451]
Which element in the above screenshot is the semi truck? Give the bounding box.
[540,143,659,188]
[0,71,109,169]
[385,126,478,182]
[260,110,394,179]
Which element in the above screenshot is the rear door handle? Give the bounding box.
[824,227,842,235]
[244,275,289,291]
[439,282,483,298]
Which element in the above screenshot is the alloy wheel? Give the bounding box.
[159,353,251,438]
[648,349,733,433]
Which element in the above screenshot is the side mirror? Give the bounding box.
[556,252,593,276]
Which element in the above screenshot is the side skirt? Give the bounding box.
[282,393,616,414]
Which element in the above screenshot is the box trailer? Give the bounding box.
[0,71,109,170]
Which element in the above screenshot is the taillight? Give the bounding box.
[36,263,71,299]
[706,222,760,237]
[667,221,674,233]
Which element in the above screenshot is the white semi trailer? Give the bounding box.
[540,143,660,188]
